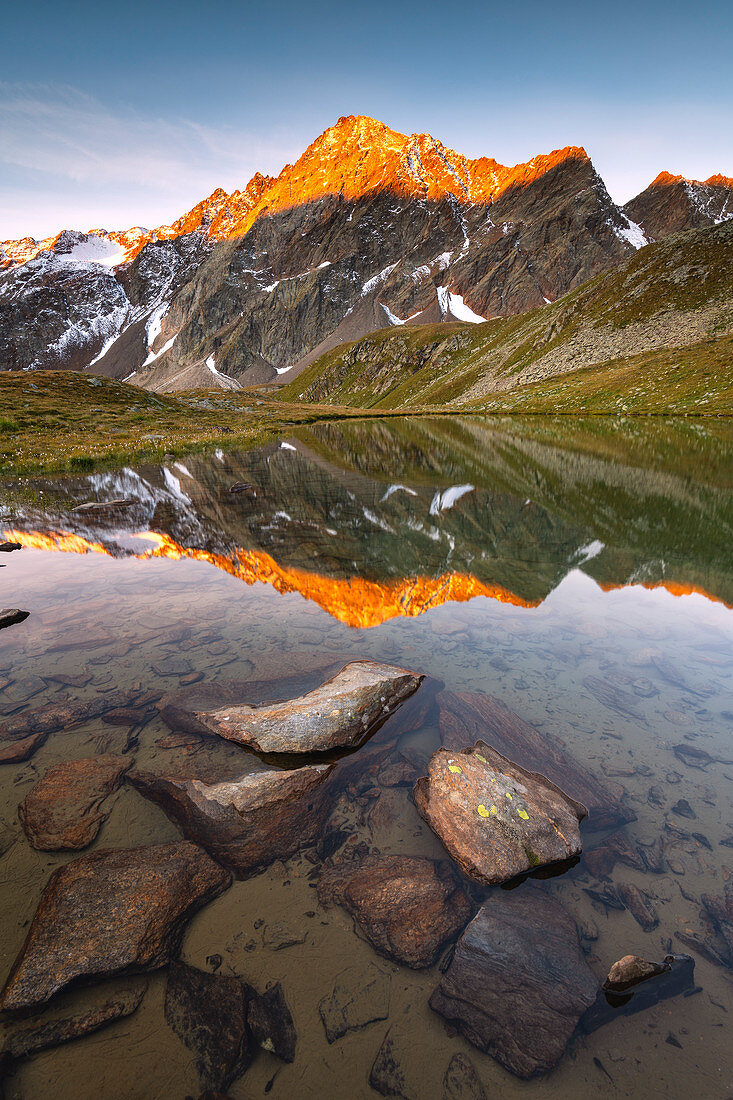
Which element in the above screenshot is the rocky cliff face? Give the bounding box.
[623,171,733,240]
[0,115,726,389]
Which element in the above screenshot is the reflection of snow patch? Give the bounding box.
[162,467,190,503]
[429,484,474,514]
[280,441,297,451]
[575,540,605,563]
[173,462,193,478]
[381,484,418,501]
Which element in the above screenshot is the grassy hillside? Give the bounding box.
[279,220,733,413]
[0,371,403,474]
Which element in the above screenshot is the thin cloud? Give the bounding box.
[0,83,298,237]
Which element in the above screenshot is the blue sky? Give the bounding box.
[2,0,731,238]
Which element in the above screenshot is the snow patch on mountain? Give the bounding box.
[611,214,649,250]
[436,287,488,323]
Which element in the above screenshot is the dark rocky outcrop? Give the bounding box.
[175,661,423,755]
[317,854,471,968]
[429,888,596,1078]
[128,764,334,878]
[165,961,255,1092]
[0,842,231,1011]
[414,741,587,885]
[18,754,132,850]
[436,692,634,831]
[624,171,733,240]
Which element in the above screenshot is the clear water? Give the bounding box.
[0,416,731,1099]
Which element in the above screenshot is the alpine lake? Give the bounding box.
[0,414,731,1099]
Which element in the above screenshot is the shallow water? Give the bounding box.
[0,416,731,1099]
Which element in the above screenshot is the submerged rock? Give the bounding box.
[0,980,147,1069]
[430,888,596,1078]
[165,961,254,1092]
[317,854,471,968]
[369,1028,413,1099]
[19,754,132,850]
[0,542,22,553]
[247,982,296,1062]
[584,829,646,878]
[442,1053,487,1100]
[0,842,231,1011]
[437,691,633,830]
[700,883,733,966]
[616,883,658,931]
[0,690,139,763]
[176,660,423,754]
[413,741,587,885]
[128,764,334,878]
[580,954,695,1032]
[318,964,390,1043]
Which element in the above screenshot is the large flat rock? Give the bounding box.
[430,888,596,1078]
[128,763,334,878]
[0,842,231,1012]
[414,741,587,885]
[318,854,472,968]
[437,691,634,831]
[19,754,132,850]
[176,660,423,754]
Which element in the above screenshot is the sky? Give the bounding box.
[2,0,732,239]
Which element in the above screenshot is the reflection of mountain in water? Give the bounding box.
[2,416,731,624]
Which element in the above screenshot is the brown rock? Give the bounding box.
[317,854,471,968]
[128,764,334,878]
[0,842,231,1011]
[165,960,254,1092]
[604,954,667,991]
[429,888,596,1078]
[700,883,733,965]
[18,754,132,850]
[437,692,634,830]
[182,660,423,754]
[413,741,587,885]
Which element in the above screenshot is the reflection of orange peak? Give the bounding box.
[5,528,535,627]
[598,578,731,609]
[141,533,538,627]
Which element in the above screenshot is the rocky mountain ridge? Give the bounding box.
[1,115,731,390]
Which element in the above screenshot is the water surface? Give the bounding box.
[1,416,731,1099]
